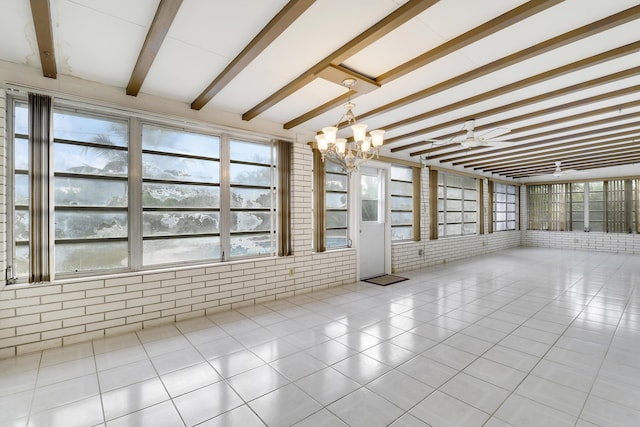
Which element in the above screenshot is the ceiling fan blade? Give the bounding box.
[483,140,513,147]
[479,127,511,141]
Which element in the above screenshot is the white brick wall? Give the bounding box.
[0,117,356,358]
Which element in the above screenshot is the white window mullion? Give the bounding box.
[129,118,142,270]
[219,133,231,261]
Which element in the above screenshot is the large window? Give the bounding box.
[493,182,517,231]
[9,95,283,283]
[528,184,568,231]
[437,172,478,237]
[325,159,349,249]
[141,124,221,266]
[390,165,414,241]
[529,180,638,233]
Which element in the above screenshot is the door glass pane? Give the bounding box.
[361,174,379,222]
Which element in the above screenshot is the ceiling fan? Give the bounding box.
[428,119,512,148]
[550,161,586,177]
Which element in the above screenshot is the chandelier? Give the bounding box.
[315,78,385,174]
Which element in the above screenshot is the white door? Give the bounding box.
[359,167,386,279]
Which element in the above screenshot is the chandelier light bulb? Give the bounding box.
[322,126,338,144]
[370,129,385,147]
[335,138,347,154]
[315,134,328,152]
[361,136,371,152]
[351,123,367,143]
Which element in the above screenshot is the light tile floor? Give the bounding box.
[2,247,640,426]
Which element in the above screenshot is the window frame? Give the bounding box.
[491,181,518,232]
[7,93,287,284]
[435,171,479,238]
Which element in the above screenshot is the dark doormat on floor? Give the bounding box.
[362,274,409,286]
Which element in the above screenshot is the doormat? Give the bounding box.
[362,274,409,286]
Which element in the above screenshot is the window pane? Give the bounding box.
[391,166,412,182]
[230,163,271,186]
[143,183,219,208]
[15,137,29,170]
[15,210,29,241]
[447,187,462,199]
[392,211,413,225]
[446,224,462,235]
[54,110,128,147]
[326,173,347,191]
[15,174,29,205]
[327,229,348,248]
[15,245,29,277]
[230,233,274,257]
[362,200,378,222]
[142,124,220,158]
[326,211,347,228]
[55,177,128,207]
[56,241,128,273]
[326,193,347,209]
[391,196,412,210]
[143,153,219,183]
[391,181,412,196]
[54,143,128,177]
[14,102,28,134]
[55,211,127,239]
[391,226,412,241]
[231,188,272,208]
[143,212,219,236]
[143,236,221,265]
[231,212,272,232]
[230,140,271,164]
[463,223,477,234]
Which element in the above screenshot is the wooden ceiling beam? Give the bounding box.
[376,0,563,85]
[242,0,438,121]
[387,66,640,150]
[355,5,640,133]
[421,86,640,143]
[419,120,640,159]
[191,0,315,110]
[284,0,562,129]
[435,126,640,163]
[482,145,640,173]
[504,155,640,177]
[451,130,640,166]
[127,0,183,96]
[283,65,379,129]
[29,0,57,79]
[506,156,640,178]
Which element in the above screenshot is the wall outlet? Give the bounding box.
[288,268,295,277]
[418,249,424,256]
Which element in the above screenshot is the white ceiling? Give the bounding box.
[1,0,639,182]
